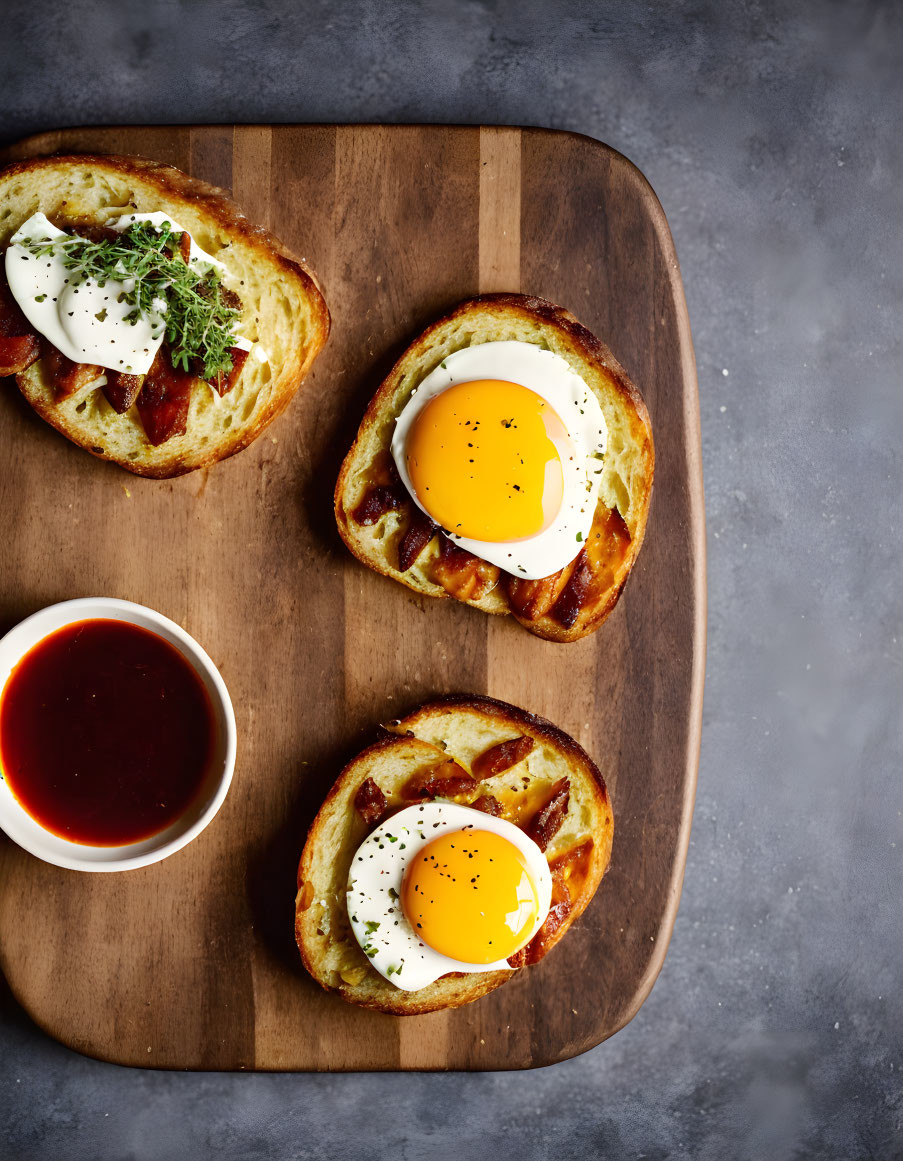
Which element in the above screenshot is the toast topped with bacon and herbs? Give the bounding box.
[0,154,329,477]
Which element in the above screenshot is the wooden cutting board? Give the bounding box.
[0,125,704,1071]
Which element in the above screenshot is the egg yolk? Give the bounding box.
[405,379,569,542]
[402,829,539,964]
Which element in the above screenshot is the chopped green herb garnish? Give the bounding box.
[576,532,583,542]
[387,887,399,901]
[362,943,378,958]
[34,293,46,303]
[19,220,240,379]
[364,920,380,934]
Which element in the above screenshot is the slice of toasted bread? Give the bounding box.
[334,294,653,642]
[295,694,614,1015]
[0,154,329,477]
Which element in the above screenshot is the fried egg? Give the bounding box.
[347,802,552,992]
[390,341,607,580]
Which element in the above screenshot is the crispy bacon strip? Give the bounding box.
[69,223,119,245]
[525,777,570,852]
[402,759,477,802]
[351,457,408,525]
[103,370,143,414]
[432,535,500,602]
[549,839,594,903]
[135,349,195,446]
[353,777,388,829]
[398,508,438,572]
[507,944,526,968]
[506,506,632,629]
[41,341,103,400]
[0,270,40,375]
[505,564,574,622]
[0,334,40,377]
[550,550,593,629]
[471,794,502,817]
[0,271,26,335]
[552,507,631,629]
[206,346,249,397]
[352,484,407,526]
[472,735,534,781]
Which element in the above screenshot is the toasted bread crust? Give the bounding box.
[334,294,653,641]
[1,154,330,477]
[295,694,614,1015]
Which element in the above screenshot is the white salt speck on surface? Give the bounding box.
[835,1022,840,1030]
[720,406,727,413]
[722,368,729,376]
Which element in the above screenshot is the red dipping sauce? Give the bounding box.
[0,619,214,846]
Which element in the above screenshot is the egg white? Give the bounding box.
[347,802,553,993]
[5,211,252,378]
[390,341,608,580]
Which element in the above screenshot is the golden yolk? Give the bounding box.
[402,829,539,964]
[405,379,569,542]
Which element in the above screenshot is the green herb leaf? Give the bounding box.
[19,221,241,379]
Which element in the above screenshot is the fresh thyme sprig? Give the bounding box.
[19,220,241,379]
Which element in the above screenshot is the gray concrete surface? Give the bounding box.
[1,1,900,1158]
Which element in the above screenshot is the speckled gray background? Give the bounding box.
[1,1,900,1158]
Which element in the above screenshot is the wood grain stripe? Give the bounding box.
[478,127,521,292]
[331,126,484,1068]
[189,126,233,191]
[479,128,601,756]
[232,126,273,227]
[478,128,615,1066]
[482,126,599,762]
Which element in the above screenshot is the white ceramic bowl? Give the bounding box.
[0,597,236,872]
